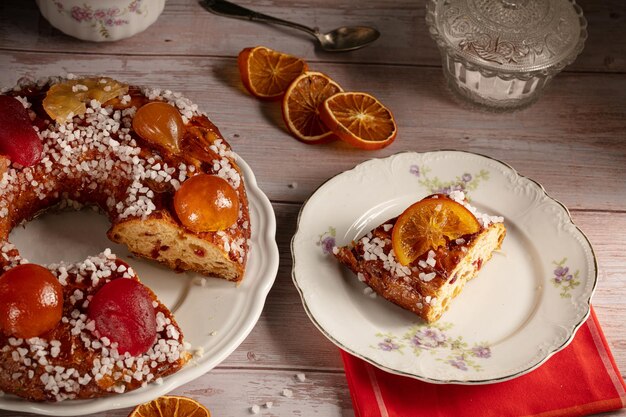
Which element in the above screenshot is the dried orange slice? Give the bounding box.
[319,92,397,150]
[391,197,481,266]
[238,46,308,100]
[282,71,343,144]
[128,395,210,417]
[43,77,128,123]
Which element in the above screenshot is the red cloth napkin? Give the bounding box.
[341,308,626,417]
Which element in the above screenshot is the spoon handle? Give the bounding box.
[201,0,318,37]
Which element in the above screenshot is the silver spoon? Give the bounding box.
[200,0,380,52]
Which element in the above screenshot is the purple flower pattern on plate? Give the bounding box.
[317,226,337,255]
[374,322,491,371]
[448,356,469,371]
[410,328,447,349]
[410,165,489,198]
[551,258,581,298]
[52,0,146,39]
[373,334,404,353]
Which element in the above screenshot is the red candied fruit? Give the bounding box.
[0,95,43,167]
[88,277,157,356]
[0,264,63,338]
[174,174,240,233]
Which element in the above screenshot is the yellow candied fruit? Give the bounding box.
[43,77,129,123]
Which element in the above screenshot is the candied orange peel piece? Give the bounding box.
[0,264,63,338]
[392,197,481,266]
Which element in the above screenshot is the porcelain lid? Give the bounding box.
[426,0,588,74]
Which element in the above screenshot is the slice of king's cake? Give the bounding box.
[333,191,506,323]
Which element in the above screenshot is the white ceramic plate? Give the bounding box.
[0,156,279,415]
[292,151,597,384]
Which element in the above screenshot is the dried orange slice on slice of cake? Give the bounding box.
[392,197,481,266]
[128,395,211,417]
[282,71,343,144]
[319,92,397,150]
[238,46,308,100]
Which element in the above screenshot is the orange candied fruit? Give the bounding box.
[174,174,240,233]
[392,197,481,266]
[0,264,64,338]
[132,101,184,154]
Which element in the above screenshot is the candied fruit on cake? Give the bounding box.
[333,191,506,323]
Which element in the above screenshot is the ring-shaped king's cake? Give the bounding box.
[0,75,251,401]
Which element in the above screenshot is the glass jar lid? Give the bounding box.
[426,0,588,76]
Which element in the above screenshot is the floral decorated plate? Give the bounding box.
[0,156,279,415]
[291,150,597,384]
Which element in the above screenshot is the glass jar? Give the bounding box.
[425,0,588,109]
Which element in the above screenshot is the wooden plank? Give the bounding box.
[0,370,353,416]
[3,367,626,417]
[4,369,626,417]
[0,0,624,72]
[1,52,624,210]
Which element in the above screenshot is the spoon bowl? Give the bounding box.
[316,26,380,52]
[201,0,380,52]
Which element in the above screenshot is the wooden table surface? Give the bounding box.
[0,0,625,416]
